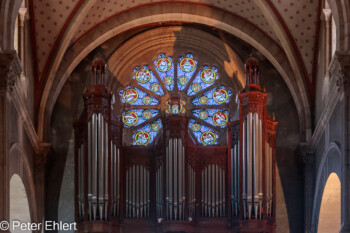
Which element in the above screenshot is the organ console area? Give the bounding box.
[74,57,277,232]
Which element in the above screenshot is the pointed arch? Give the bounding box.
[327,0,350,51]
[317,172,341,233]
[311,142,342,232]
[9,143,38,225]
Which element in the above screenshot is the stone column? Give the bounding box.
[299,144,315,233]
[0,50,21,232]
[34,144,50,231]
[323,9,332,75]
[18,7,28,75]
[322,9,332,103]
[330,53,350,233]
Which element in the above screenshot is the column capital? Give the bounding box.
[0,50,22,92]
[329,52,350,92]
[322,8,332,22]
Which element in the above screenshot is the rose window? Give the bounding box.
[119,53,233,146]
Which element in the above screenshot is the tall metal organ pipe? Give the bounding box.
[241,113,263,219]
[236,55,278,229]
[125,165,150,218]
[201,164,226,218]
[75,58,122,225]
[166,138,185,220]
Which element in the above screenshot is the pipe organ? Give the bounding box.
[229,56,278,232]
[125,164,150,218]
[75,57,277,233]
[74,58,122,231]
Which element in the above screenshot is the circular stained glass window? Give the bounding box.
[156,57,172,72]
[119,53,233,146]
[200,131,216,145]
[136,69,151,83]
[123,88,138,103]
[134,131,151,145]
[122,111,138,126]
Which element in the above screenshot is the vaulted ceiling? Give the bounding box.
[28,0,324,142]
[30,0,320,87]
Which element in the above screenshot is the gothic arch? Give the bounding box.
[317,172,341,233]
[311,142,342,233]
[8,143,38,225]
[327,0,350,51]
[37,3,311,146]
[9,174,31,228]
[0,0,22,50]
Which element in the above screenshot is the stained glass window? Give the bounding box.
[187,66,219,96]
[132,119,162,145]
[119,86,159,106]
[119,53,232,146]
[153,54,175,91]
[177,53,198,91]
[192,85,232,106]
[192,109,229,128]
[189,119,219,145]
[122,109,159,127]
[133,66,164,96]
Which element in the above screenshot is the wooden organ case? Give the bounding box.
[74,57,277,233]
[229,57,278,232]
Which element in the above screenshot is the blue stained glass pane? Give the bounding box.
[187,66,219,96]
[189,119,219,145]
[177,53,198,91]
[153,54,175,91]
[132,119,162,145]
[192,85,232,106]
[192,109,229,128]
[119,85,159,106]
[133,66,164,96]
[122,109,159,128]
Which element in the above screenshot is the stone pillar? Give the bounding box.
[18,7,28,75]
[0,50,21,232]
[323,9,332,76]
[299,144,315,233]
[330,53,350,233]
[34,144,50,231]
[322,9,332,103]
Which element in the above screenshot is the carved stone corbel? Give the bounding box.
[0,50,22,92]
[329,52,350,92]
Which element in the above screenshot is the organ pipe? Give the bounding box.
[124,165,150,218]
[165,138,185,220]
[201,164,226,218]
[75,58,122,226]
[234,56,277,232]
